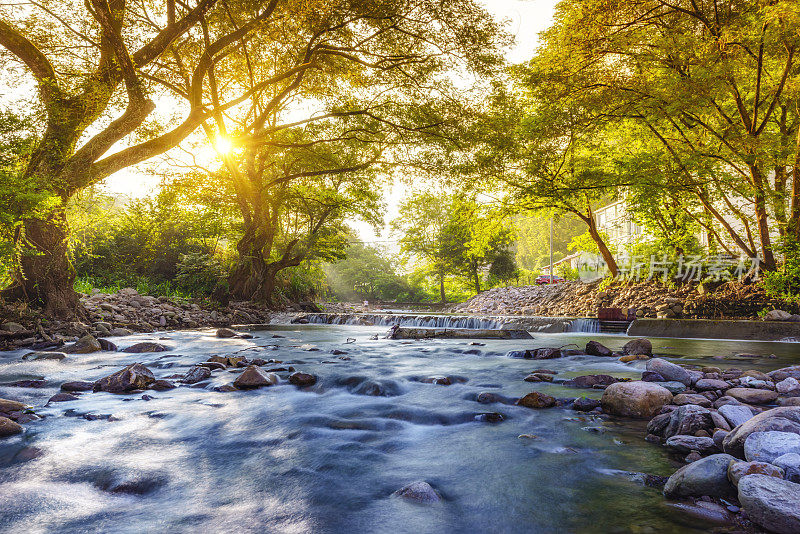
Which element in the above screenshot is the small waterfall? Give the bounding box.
[300,313,504,329]
[568,318,601,333]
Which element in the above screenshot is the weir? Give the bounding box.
[287,312,578,332]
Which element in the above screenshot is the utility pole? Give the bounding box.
[549,217,553,284]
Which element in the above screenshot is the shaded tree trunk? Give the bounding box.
[579,209,619,277]
[749,164,777,271]
[472,263,481,293]
[438,270,446,304]
[3,207,82,318]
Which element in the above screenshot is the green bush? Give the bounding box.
[764,239,800,303]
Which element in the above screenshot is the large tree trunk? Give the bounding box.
[4,208,82,319]
[228,228,269,302]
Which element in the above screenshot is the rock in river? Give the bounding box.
[182,366,212,384]
[393,481,441,504]
[718,404,753,428]
[663,453,736,498]
[585,340,613,357]
[63,335,102,354]
[646,358,691,385]
[663,405,714,438]
[723,407,800,459]
[122,342,171,353]
[601,381,672,418]
[216,328,237,338]
[234,366,277,389]
[94,363,156,393]
[0,416,23,438]
[289,372,317,387]
[725,387,778,405]
[622,338,652,356]
[516,391,556,409]
[665,435,717,454]
[22,351,67,361]
[738,474,800,534]
[727,461,784,486]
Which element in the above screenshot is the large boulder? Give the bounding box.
[93,363,156,393]
[738,474,800,534]
[233,366,277,389]
[665,435,717,454]
[601,381,672,418]
[646,358,691,386]
[727,461,784,486]
[723,407,800,459]
[773,453,800,483]
[622,338,652,356]
[0,398,26,416]
[585,340,613,357]
[744,431,800,463]
[663,405,714,438]
[726,387,778,405]
[63,335,102,354]
[770,366,800,382]
[663,453,736,498]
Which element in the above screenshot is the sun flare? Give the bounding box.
[214,136,233,154]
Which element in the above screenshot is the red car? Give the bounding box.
[535,274,565,285]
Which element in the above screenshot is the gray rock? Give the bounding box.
[97,338,117,351]
[664,405,714,438]
[659,381,688,394]
[776,377,800,395]
[1,321,25,332]
[48,393,79,403]
[765,309,793,321]
[646,358,691,385]
[63,335,102,354]
[726,387,778,404]
[665,435,717,454]
[600,381,672,418]
[718,404,754,428]
[22,351,67,361]
[182,366,212,384]
[738,474,800,534]
[713,430,729,450]
[744,431,800,463]
[695,379,729,391]
[393,481,441,503]
[108,328,133,337]
[585,340,613,357]
[216,328,237,338]
[727,460,784,485]
[61,381,95,392]
[663,453,736,498]
[673,393,712,407]
[122,342,170,353]
[622,338,652,356]
[723,407,800,458]
[710,411,731,431]
[772,453,800,483]
[233,366,278,389]
[94,363,156,393]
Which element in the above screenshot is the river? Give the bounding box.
[1,322,798,533]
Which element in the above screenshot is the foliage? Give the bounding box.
[764,239,800,303]
[324,242,424,302]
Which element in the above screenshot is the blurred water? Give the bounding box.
[0,325,798,533]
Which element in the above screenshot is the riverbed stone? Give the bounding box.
[744,431,800,463]
[108,328,133,337]
[776,377,800,395]
[585,340,613,357]
[773,453,800,482]
[122,342,170,353]
[646,358,691,385]
[182,366,212,384]
[0,399,26,415]
[770,365,800,382]
[695,379,729,391]
[60,381,95,392]
[151,380,176,391]
[216,328,237,338]
[63,335,102,354]
[289,372,317,387]
[673,393,712,407]
[665,435,717,454]
[738,474,800,534]
[718,404,754,428]
[601,381,672,418]
[233,366,277,389]
[0,416,23,438]
[572,397,601,411]
[48,393,79,403]
[658,381,687,394]
[713,430,729,450]
[710,411,731,431]
[727,461,784,485]
[641,371,665,382]
[22,351,67,361]
[664,405,714,438]
[622,338,652,356]
[97,338,117,351]
[93,363,156,393]
[723,407,800,458]
[393,481,441,503]
[563,374,618,388]
[726,387,778,404]
[516,391,556,409]
[663,453,736,498]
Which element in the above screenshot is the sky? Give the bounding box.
[101,0,560,245]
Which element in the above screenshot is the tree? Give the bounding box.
[160,0,506,303]
[324,242,421,302]
[0,0,298,316]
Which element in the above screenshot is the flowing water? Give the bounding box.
[1,323,799,533]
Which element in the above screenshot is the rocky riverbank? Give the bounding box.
[453,280,799,319]
[504,337,800,533]
[0,288,275,351]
